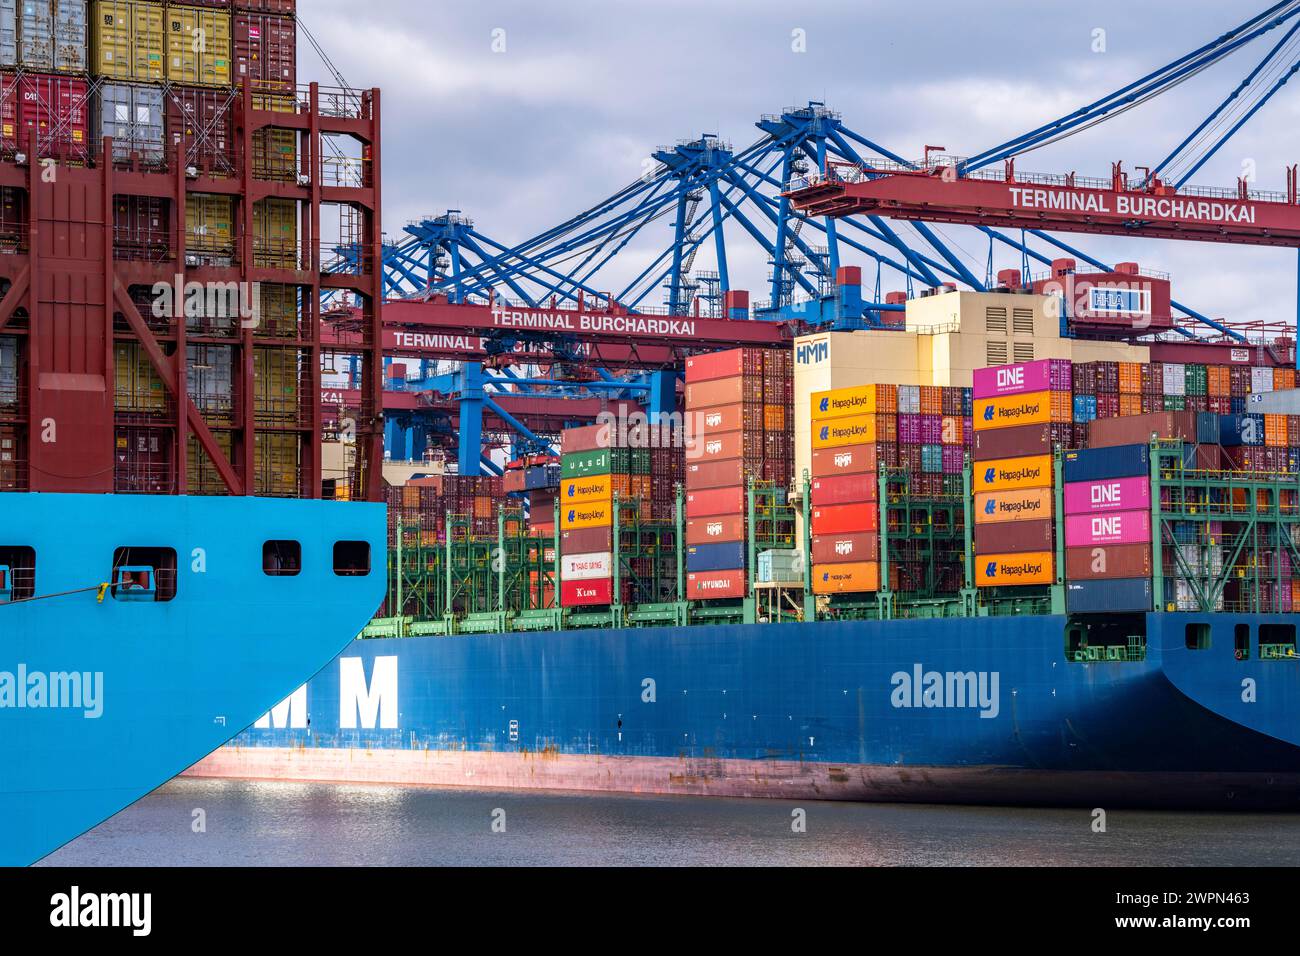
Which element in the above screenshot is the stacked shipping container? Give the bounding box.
[807,384,883,594]
[1062,445,1155,613]
[972,360,1069,588]
[683,348,793,600]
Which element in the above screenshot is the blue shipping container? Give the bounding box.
[686,541,747,573]
[1196,413,1220,446]
[1066,577,1153,614]
[1218,414,1265,448]
[1063,444,1150,484]
[1073,395,1097,424]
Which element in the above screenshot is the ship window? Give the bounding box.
[0,545,35,601]
[333,541,370,577]
[1260,624,1297,658]
[111,547,177,602]
[263,540,301,576]
[1185,622,1211,651]
[1234,624,1251,660]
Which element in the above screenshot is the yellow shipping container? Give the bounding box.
[811,561,880,594]
[810,384,879,422]
[561,500,612,530]
[165,5,232,87]
[974,390,1053,431]
[252,94,298,182]
[253,198,298,269]
[255,283,299,338]
[255,432,300,498]
[254,347,300,426]
[93,0,165,81]
[975,552,1054,587]
[974,488,1054,525]
[186,193,234,257]
[973,454,1053,493]
[811,413,877,450]
[187,428,234,495]
[114,342,166,414]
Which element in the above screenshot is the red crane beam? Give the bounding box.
[323,297,793,371]
[788,162,1300,248]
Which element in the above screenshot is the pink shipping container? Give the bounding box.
[1063,476,1152,516]
[972,359,1070,400]
[1064,510,1152,547]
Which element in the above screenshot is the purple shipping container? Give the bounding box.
[1063,476,1151,516]
[942,445,964,474]
[898,414,921,445]
[920,414,943,444]
[1064,510,1152,547]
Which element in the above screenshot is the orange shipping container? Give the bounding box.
[812,414,877,450]
[1265,414,1287,448]
[1119,395,1143,418]
[1118,363,1142,394]
[1276,367,1296,391]
[811,384,879,421]
[811,561,880,595]
[975,551,1055,587]
[764,404,786,432]
[974,390,1054,431]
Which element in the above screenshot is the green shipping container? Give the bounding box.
[1163,395,1186,411]
[561,448,620,479]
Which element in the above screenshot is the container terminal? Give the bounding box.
[8,2,1300,870]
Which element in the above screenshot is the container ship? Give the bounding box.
[0,0,387,866]
[192,273,1300,809]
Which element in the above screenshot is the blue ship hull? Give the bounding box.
[0,493,387,866]
[203,611,1300,808]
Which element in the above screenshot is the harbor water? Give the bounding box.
[39,779,1300,867]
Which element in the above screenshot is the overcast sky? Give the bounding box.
[301,0,1300,328]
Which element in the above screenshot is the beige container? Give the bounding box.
[164,5,232,87]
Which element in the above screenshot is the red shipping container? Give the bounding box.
[685,458,745,489]
[811,532,879,564]
[561,578,611,607]
[560,423,608,453]
[113,196,168,260]
[690,429,760,463]
[1066,543,1153,580]
[2,74,90,162]
[810,443,877,477]
[973,423,1053,461]
[974,519,1054,555]
[235,0,296,13]
[686,487,745,519]
[811,473,877,506]
[560,526,613,554]
[695,401,762,436]
[235,14,297,92]
[811,503,879,535]
[114,427,174,494]
[686,515,746,545]
[686,569,747,600]
[685,349,762,383]
[166,86,235,175]
[685,376,748,408]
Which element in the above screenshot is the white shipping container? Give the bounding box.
[897,385,920,414]
[1174,579,1224,612]
[561,551,613,582]
[1162,363,1186,396]
[1251,367,1274,394]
